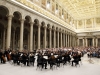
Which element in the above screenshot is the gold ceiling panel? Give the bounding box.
[57,0,100,20]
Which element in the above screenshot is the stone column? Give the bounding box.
[66,33,67,47]
[29,22,33,51]
[96,38,98,47]
[60,32,62,47]
[12,30,15,50]
[3,28,6,50]
[72,35,73,47]
[63,33,65,47]
[33,34,35,50]
[38,25,41,49]
[83,38,84,47]
[77,38,79,46]
[44,26,46,49]
[57,31,59,48]
[49,28,51,48]
[53,29,56,48]
[92,38,94,47]
[19,19,24,51]
[28,33,30,50]
[69,34,70,47]
[68,34,69,47]
[6,15,13,49]
[86,38,87,47]
[70,34,72,47]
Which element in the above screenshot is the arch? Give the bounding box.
[25,15,32,23]
[56,27,59,31]
[47,24,50,28]
[59,28,61,31]
[0,5,9,15]
[34,19,39,24]
[52,25,55,29]
[41,21,45,27]
[0,22,4,30]
[13,11,22,19]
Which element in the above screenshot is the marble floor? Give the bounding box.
[0,55,100,75]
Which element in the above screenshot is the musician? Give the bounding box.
[63,51,71,65]
[22,53,29,66]
[0,51,6,64]
[29,53,35,66]
[71,52,79,66]
[37,53,47,69]
[56,52,63,67]
[4,49,9,61]
[49,53,56,69]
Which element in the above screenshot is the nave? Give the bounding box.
[0,54,100,75]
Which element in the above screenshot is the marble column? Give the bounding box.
[12,30,15,50]
[66,33,67,47]
[60,32,62,47]
[92,38,94,47]
[83,38,84,47]
[96,38,98,47]
[68,34,69,47]
[86,38,87,47]
[63,33,65,47]
[29,22,33,51]
[19,19,24,51]
[70,34,72,47]
[44,26,46,49]
[38,25,41,49]
[49,28,51,48]
[77,38,79,46]
[53,29,56,48]
[28,33,30,50]
[6,15,13,49]
[57,31,59,48]
[33,34,35,50]
[3,28,6,50]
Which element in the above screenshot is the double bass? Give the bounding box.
[2,55,6,62]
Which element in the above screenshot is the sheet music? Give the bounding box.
[43,56,48,59]
[54,55,58,58]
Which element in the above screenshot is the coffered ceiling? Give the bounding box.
[57,0,100,20]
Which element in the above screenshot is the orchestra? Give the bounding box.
[0,47,100,70]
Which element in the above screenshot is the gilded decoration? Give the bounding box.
[42,0,46,6]
[78,20,82,26]
[86,19,91,24]
[96,18,100,24]
[52,3,55,12]
[15,0,74,30]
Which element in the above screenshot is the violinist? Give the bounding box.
[49,53,56,69]
[71,53,79,66]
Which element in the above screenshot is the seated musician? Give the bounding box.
[63,51,71,65]
[71,53,79,66]
[56,53,62,67]
[37,53,47,69]
[49,53,56,69]
[29,53,35,66]
[22,53,29,66]
[0,50,6,64]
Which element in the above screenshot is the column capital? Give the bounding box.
[7,15,13,20]
[49,28,52,30]
[20,19,25,22]
[44,26,47,29]
[38,25,41,28]
[30,22,34,25]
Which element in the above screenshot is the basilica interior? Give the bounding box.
[0,0,100,75]
[0,0,100,51]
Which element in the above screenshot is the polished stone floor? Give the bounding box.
[0,55,100,75]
